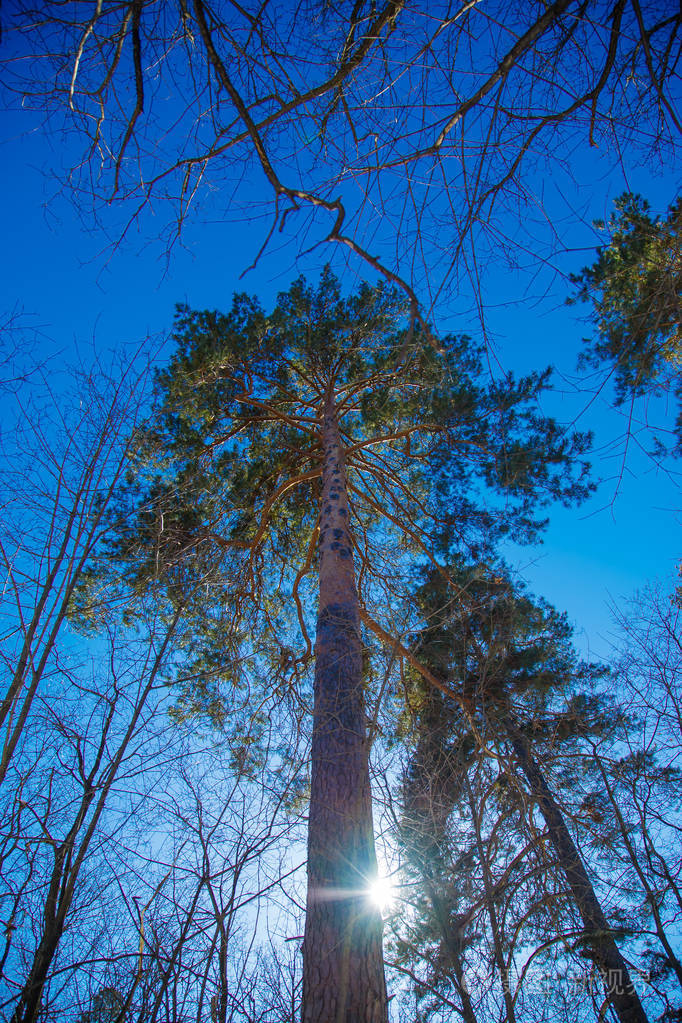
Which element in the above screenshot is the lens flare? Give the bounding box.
[367,875,395,912]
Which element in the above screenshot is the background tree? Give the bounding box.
[0,345,153,783]
[570,193,682,443]
[0,346,302,1023]
[1,571,302,1023]
[591,584,682,1020]
[392,564,651,1023]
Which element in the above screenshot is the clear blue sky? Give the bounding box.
[1,101,680,662]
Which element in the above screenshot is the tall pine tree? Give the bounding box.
[96,271,590,1022]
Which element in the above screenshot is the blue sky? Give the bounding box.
[1,99,680,663]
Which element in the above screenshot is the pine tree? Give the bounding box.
[570,193,682,439]
[396,692,481,1023]
[97,270,591,1021]
[402,565,650,1023]
[77,987,124,1023]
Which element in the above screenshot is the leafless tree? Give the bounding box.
[3,2,681,319]
[0,343,153,783]
[579,584,682,1019]
[0,350,308,1023]
[1,587,307,1023]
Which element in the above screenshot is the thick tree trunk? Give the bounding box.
[301,392,388,1023]
[505,719,649,1023]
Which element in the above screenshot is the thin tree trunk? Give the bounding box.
[424,878,478,1023]
[10,609,183,1023]
[504,719,649,1023]
[464,772,517,1023]
[301,390,388,1023]
[594,752,682,991]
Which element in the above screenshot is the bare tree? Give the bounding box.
[581,584,682,1020]
[0,345,306,1023]
[1,572,306,1023]
[3,605,184,1023]
[0,345,153,783]
[3,2,681,315]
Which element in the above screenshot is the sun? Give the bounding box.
[367,875,396,913]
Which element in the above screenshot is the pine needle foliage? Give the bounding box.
[570,193,682,433]
[86,270,592,723]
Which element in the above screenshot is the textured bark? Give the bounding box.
[301,391,388,1023]
[505,720,649,1023]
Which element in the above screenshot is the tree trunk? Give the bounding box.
[464,772,516,1023]
[424,879,479,1023]
[594,753,682,991]
[504,719,649,1023]
[301,391,388,1023]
